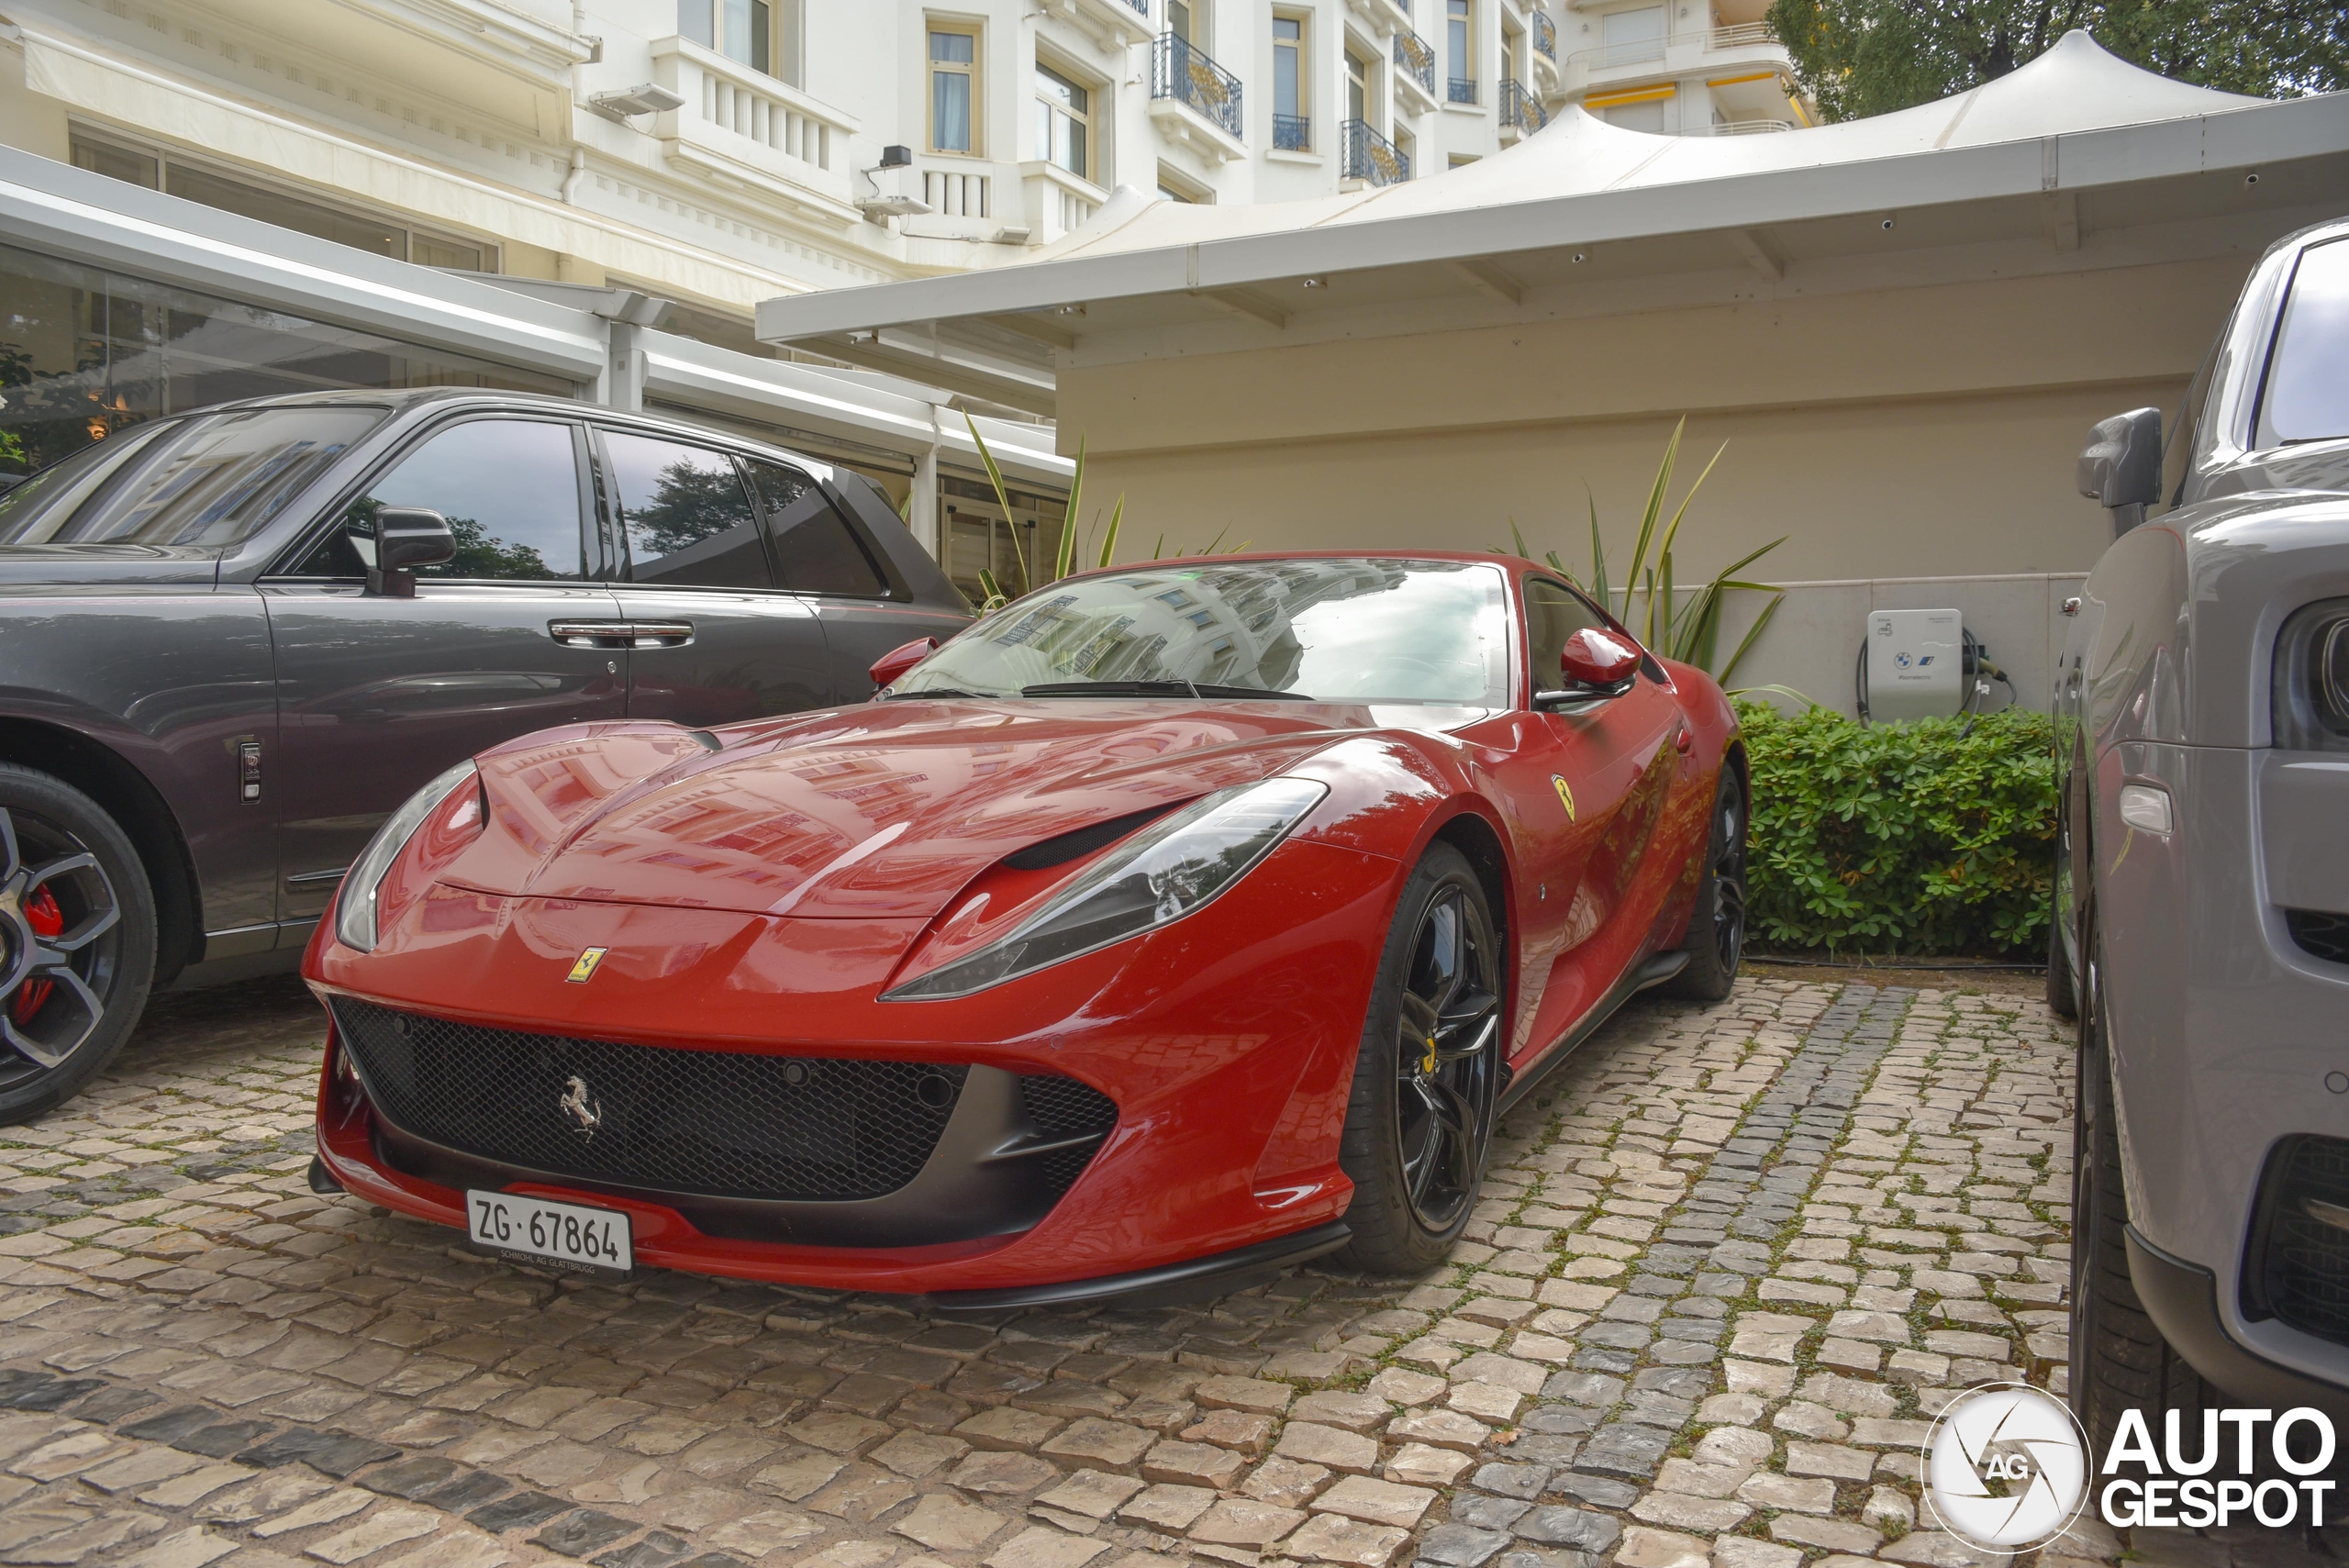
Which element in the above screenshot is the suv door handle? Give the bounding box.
[623,621,695,648]
[548,620,696,649]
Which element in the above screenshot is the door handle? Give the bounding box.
[1674,723,1692,752]
[549,621,635,648]
[625,621,695,649]
[548,620,696,649]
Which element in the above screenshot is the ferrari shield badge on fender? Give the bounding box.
[566,947,607,984]
[1552,774,1576,822]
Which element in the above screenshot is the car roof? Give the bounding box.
[165,387,809,461]
[1048,549,1563,580]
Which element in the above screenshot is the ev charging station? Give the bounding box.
[1863,609,1965,722]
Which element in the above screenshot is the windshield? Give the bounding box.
[0,406,385,548]
[894,558,1510,706]
[2262,237,2349,447]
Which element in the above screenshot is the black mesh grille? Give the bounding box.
[2248,1135,2349,1347]
[2288,908,2349,965]
[1020,1073,1117,1195]
[334,999,965,1202]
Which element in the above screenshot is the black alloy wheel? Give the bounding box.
[1664,765,1747,1001]
[1337,842,1503,1273]
[0,767,155,1125]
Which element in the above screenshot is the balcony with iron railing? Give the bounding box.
[1448,75,1478,105]
[1273,113,1311,151]
[1394,29,1437,106]
[1341,118,1409,185]
[1532,11,1556,59]
[1499,78,1547,139]
[1151,32,1244,148]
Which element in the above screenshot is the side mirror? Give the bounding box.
[869,636,938,692]
[364,507,456,598]
[1537,628,1642,708]
[2077,407,2162,536]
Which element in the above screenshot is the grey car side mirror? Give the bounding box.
[2077,407,2163,537]
[365,507,457,598]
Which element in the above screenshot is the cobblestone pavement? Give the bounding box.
[0,973,2319,1568]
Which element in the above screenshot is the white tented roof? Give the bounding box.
[1026,32,2266,262]
[755,33,2347,406]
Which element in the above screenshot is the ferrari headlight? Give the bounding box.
[334,760,479,952]
[885,776,1329,1001]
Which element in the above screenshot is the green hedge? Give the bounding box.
[1734,700,2056,956]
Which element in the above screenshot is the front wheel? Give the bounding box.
[0,766,156,1126]
[1335,842,1503,1275]
[2069,930,2211,1462]
[1662,763,1747,1002]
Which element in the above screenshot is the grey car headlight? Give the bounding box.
[885,776,1330,1001]
[335,760,479,953]
[2276,598,2349,752]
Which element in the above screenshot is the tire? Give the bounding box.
[1335,842,1504,1275]
[2044,906,2077,1022]
[0,765,157,1126]
[1661,763,1747,1002]
[2069,928,2211,1462]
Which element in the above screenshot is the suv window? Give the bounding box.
[294,417,587,579]
[604,431,774,590]
[1,406,383,548]
[746,460,890,597]
[1525,577,1608,691]
[2261,237,2349,448]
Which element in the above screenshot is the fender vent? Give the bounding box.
[1019,1073,1118,1195]
[2286,908,2349,966]
[2244,1134,2349,1347]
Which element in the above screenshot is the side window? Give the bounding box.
[1525,578,1606,690]
[602,432,774,590]
[295,418,585,580]
[746,460,890,597]
[2259,237,2349,449]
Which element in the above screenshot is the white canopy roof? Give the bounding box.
[756,34,2347,407]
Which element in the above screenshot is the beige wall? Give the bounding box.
[1061,250,2250,584]
[1076,377,2184,582]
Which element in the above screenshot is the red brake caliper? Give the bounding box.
[10,885,61,1024]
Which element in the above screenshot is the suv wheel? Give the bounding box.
[2069,928,2212,1460]
[0,766,156,1125]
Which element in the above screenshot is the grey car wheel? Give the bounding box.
[2069,929,2210,1462]
[0,766,155,1126]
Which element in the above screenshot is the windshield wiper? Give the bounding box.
[1019,680,1316,701]
[885,687,997,700]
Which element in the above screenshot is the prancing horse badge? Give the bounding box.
[1551,774,1576,822]
[566,948,607,984]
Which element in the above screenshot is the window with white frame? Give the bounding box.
[930,24,980,153]
[1273,15,1308,150]
[1035,61,1094,179]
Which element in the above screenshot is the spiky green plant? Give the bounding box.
[1508,419,1788,691]
[963,416,1123,601]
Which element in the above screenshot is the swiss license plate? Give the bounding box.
[466,1190,632,1275]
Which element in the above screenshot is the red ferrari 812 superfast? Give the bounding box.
[306,552,1746,1307]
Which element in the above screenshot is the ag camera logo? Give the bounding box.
[1922,1383,2090,1551]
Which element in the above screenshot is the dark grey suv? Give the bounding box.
[2059,216,2349,1458]
[0,389,969,1122]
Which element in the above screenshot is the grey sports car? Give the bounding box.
[2058,215,2349,1459]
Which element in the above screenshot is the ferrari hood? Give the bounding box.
[446,700,1376,920]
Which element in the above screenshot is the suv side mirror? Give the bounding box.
[2077,407,2163,537]
[869,636,938,692]
[365,507,456,598]
[1536,627,1642,708]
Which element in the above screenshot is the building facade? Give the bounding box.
[1544,0,1807,137]
[0,1,1642,347]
